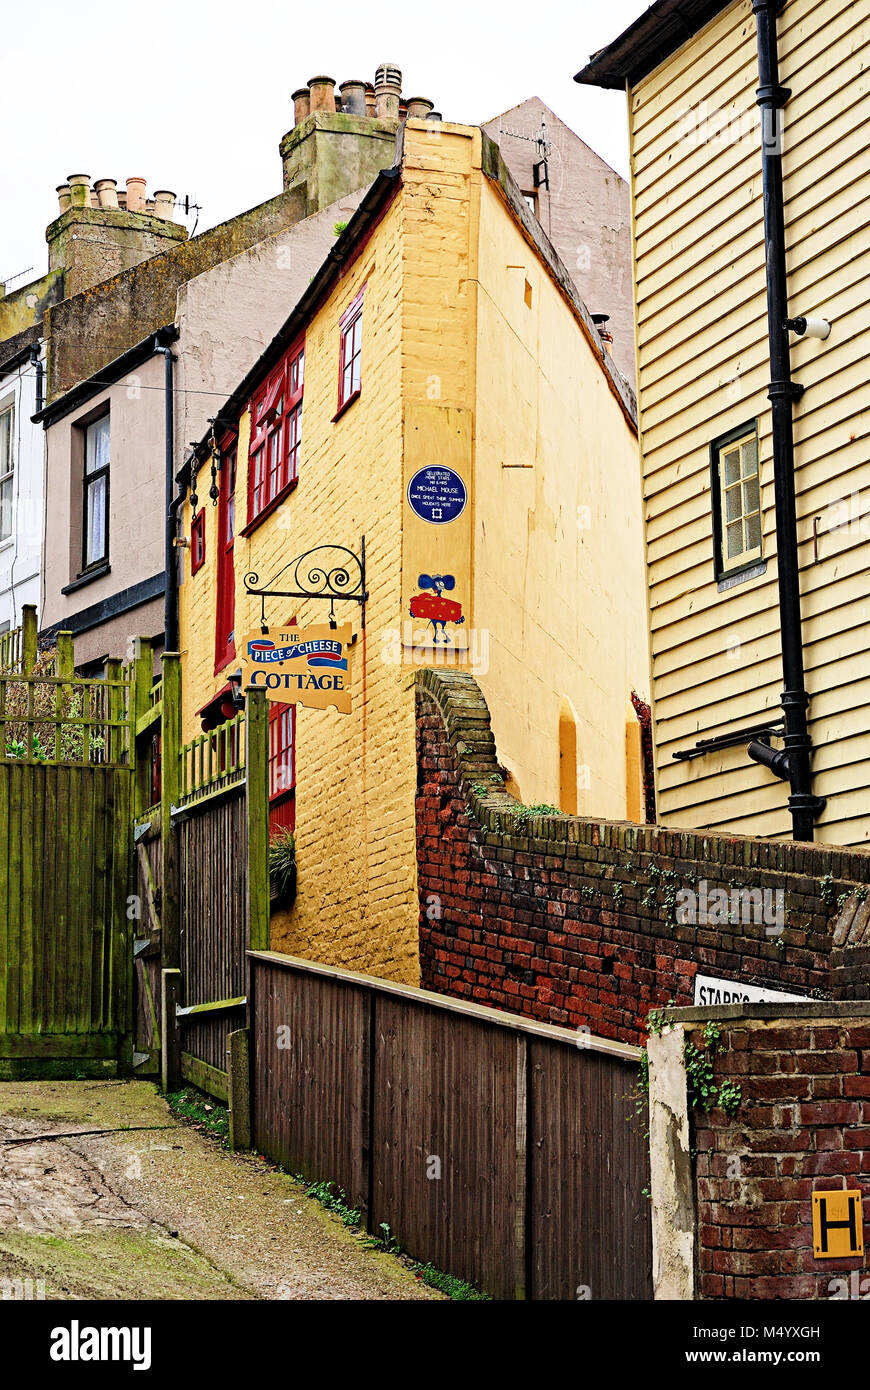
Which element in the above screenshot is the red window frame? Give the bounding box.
[268,702,296,835]
[214,436,237,674]
[335,289,364,418]
[190,509,205,575]
[246,339,304,529]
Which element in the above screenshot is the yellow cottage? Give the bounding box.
[178,119,649,983]
[578,0,870,848]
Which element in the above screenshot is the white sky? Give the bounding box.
[1,0,646,287]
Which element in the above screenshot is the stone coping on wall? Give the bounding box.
[662,1001,870,1024]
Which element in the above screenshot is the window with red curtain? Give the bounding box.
[247,339,304,528]
[268,702,295,834]
[335,288,364,416]
[214,439,237,674]
[190,509,205,574]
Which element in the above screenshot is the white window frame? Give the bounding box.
[0,401,14,545]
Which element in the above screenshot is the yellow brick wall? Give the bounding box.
[179,191,420,985]
[472,173,648,819]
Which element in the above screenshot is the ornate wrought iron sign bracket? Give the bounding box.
[244,539,368,630]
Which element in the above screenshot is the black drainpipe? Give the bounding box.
[29,344,43,414]
[751,0,823,841]
[156,334,179,653]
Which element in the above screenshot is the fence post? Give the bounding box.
[160,968,182,1093]
[246,687,270,952]
[106,658,122,765]
[54,633,74,760]
[227,1027,251,1150]
[131,638,154,818]
[21,604,37,673]
[160,652,181,970]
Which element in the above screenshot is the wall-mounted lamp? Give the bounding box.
[787,315,832,341]
[226,670,245,711]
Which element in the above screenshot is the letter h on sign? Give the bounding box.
[812,1190,864,1259]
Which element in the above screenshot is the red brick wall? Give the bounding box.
[690,1014,870,1299]
[416,671,870,1047]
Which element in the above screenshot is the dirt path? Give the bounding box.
[0,1080,442,1301]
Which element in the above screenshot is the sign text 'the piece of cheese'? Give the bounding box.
[240,623,353,714]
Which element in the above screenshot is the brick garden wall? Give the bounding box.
[416,670,870,1046]
[651,1005,870,1300]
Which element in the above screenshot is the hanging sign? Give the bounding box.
[240,622,353,714]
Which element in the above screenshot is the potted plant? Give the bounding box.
[268,829,297,911]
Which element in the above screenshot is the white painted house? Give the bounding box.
[0,336,44,635]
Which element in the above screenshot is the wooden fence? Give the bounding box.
[247,952,653,1301]
[0,610,136,1075]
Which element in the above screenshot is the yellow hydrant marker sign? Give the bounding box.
[240,623,353,714]
[812,1189,864,1259]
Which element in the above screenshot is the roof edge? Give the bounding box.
[32,325,178,428]
[574,0,734,90]
[180,162,403,480]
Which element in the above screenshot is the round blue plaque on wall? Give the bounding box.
[407,467,468,525]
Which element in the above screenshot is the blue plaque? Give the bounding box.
[407,466,467,525]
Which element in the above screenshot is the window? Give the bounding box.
[0,404,13,542]
[83,414,110,568]
[336,289,364,415]
[215,439,237,673]
[247,340,304,525]
[268,702,295,834]
[190,509,205,575]
[711,423,762,578]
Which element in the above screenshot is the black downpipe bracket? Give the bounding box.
[157,336,179,653]
[752,0,824,840]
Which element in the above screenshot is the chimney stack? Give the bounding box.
[153,190,177,221]
[308,75,336,113]
[94,178,119,209]
[126,177,147,213]
[405,97,433,120]
[374,63,401,121]
[338,79,367,116]
[292,87,310,125]
[67,175,91,207]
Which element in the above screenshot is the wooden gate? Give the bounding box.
[0,611,136,1076]
[133,666,268,1100]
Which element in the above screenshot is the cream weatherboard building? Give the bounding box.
[577,0,870,847]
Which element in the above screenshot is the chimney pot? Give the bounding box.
[338,79,367,116]
[307,75,337,113]
[405,97,434,120]
[427,111,443,121]
[126,177,147,213]
[56,183,71,214]
[292,87,311,125]
[67,174,92,207]
[374,62,401,121]
[153,190,177,221]
[94,178,120,209]
[364,83,376,117]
